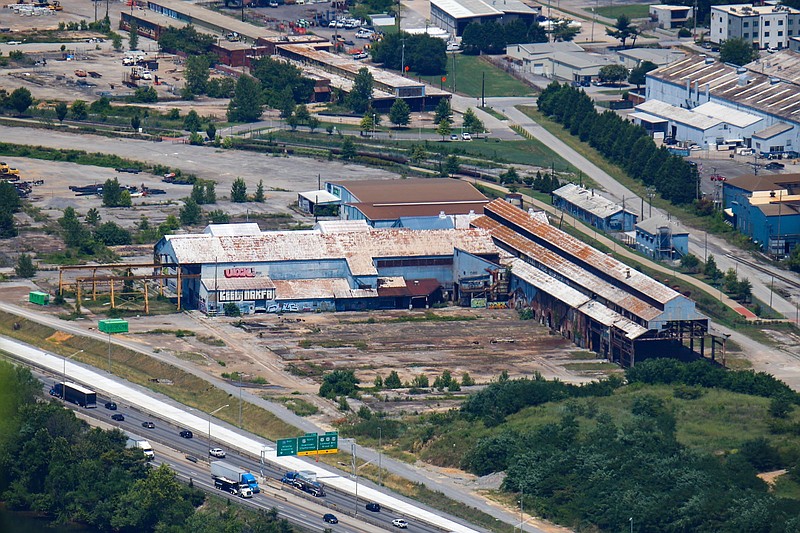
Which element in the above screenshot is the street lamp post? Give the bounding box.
[519,485,524,533]
[372,113,376,139]
[350,440,375,517]
[208,404,229,453]
[378,426,382,487]
[61,349,84,396]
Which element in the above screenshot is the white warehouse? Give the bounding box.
[639,53,800,155]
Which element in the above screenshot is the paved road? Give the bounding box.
[485,97,800,322]
[0,301,548,533]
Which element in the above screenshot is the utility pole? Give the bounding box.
[452,50,457,92]
[401,38,405,76]
[481,72,485,107]
[693,0,698,40]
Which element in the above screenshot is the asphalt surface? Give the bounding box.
[0,300,543,532]
[2,327,538,533]
[30,367,386,533]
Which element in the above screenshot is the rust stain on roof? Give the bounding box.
[164,228,497,277]
[483,199,680,306]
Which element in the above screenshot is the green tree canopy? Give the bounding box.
[606,14,639,47]
[183,110,202,133]
[70,99,88,120]
[103,177,132,207]
[179,197,202,226]
[15,253,36,277]
[157,24,215,55]
[598,64,629,84]
[94,221,132,245]
[389,98,411,127]
[462,107,484,133]
[348,67,374,114]
[8,87,33,115]
[319,369,360,398]
[184,55,211,96]
[231,177,248,203]
[628,60,658,89]
[227,75,263,123]
[55,101,68,124]
[720,37,757,66]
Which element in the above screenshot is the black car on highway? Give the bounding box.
[366,502,381,512]
[111,414,124,421]
[323,513,338,524]
[142,421,155,429]
[180,430,193,439]
[104,402,117,410]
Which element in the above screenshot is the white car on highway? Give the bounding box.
[392,519,408,528]
[209,447,226,458]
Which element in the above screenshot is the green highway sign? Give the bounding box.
[318,432,338,453]
[279,432,339,457]
[298,434,318,456]
[277,438,297,457]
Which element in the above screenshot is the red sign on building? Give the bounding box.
[224,267,255,278]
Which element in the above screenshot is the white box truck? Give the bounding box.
[126,438,155,460]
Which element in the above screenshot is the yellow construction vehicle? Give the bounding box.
[0,162,8,174]
[48,1,63,10]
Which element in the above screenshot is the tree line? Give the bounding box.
[371,32,447,75]
[0,361,295,532]
[537,82,699,205]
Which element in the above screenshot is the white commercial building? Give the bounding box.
[642,53,800,154]
[649,5,691,29]
[710,4,800,50]
[430,0,538,36]
[506,42,613,82]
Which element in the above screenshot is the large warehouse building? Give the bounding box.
[640,52,800,154]
[471,200,708,367]
[154,200,710,366]
[154,222,501,315]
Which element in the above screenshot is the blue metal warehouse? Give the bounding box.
[724,173,800,258]
[154,222,500,315]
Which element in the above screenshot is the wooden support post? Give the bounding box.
[177,266,182,311]
[58,269,63,296]
[92,268,97,300]
[76,281,82,311]
[110,280,115,309]
[144,280,149,314]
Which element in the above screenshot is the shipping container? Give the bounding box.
[29,291,49,305]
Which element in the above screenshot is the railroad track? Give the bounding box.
[725,253,800,291]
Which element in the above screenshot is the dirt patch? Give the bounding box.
[46,330,73,343]
[758,469,788,488]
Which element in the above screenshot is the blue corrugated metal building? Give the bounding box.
[552,183,638,232]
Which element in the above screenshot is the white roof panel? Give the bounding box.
[693,101,763,128]
[636,100,722,130]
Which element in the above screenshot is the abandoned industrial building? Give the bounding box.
[155,199,710,365]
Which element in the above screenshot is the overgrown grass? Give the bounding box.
[0,310,302,440]
[271,396,319,417]
[414,54,534,98]
[595,4,651,19]
[298,339,368,350]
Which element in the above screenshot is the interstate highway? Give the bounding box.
[7,337,480,533]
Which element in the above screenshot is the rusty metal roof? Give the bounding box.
[330,178,488,204]
[271,278,377,300]
[508,258,649,339]
[349,202,487,221]
[473,215,662,322]
[483,199,680,306]
[163,228,497,277]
